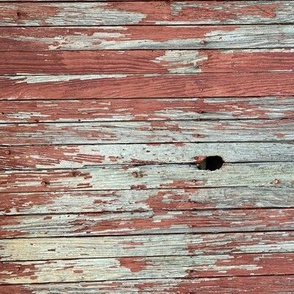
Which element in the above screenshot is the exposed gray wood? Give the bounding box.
[1,2,294,26]
[1,187,294,216]
[1,209,294,238]
[1,253,294,284]
[1,142,293,170]
[1,276,294,294]
[1,97,293,123]
[1,120,293,146]
[1,26,294,51]
[1,163,294,193]
[1,232,293,261]
[1,0,293,289]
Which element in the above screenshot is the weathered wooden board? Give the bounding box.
[2,73,294,99]
[1,209,294,238]
[1,253,294,284]
[1,0,293,290]
[0,120,293,146]
[1,142,293,170]
[1,2,294,26]
[1,232,293,261]
[1,163,293,193]
[2,49,294,75]
[1,97,293,122]
[2,187,294,215]
[1,26,294,51]
[1,276,294,294]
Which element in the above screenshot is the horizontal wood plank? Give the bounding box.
[2,49,294,75]
[2,73,294,99]
[1,0,294,289]
[1,276,294,294]
[1,209,294,238]
[1,232,293,261]
[1,142,293,170]
[1,26,294,51]
[1,97,293,122]
[1,253,294,283]
[2,187,294,215]
[0,120,293,146]
[1,163,294,193]
[1,2,294,26]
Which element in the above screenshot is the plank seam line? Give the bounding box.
[1,117,293,125]
[1,95,294,102]
[1,231,292,240]
[1,160,294,172]
[0,273,293,286]
[2,206,294,217]
[0,273,294,287]
[3,251,294,263]
[2,140,294,147]
[3,23,294,28]
[1,230,294,241]
[2,47,294,52]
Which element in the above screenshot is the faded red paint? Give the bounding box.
[187,253,294,278]
[7,71,294,99]
[0,0,293,289]
[106,2,281,25]
[0,285,34,294]
[1,97,292,124]
[10,4,60,25]
[0,169,93,193]
[3,50,294,75]
[0,276,294,293]
[57,209,294,237]
[0,216,28,238]
[160,180,206,188]
[118,257,148,272]
[0,2,283,27]
[167,275,294,293]
[0,262,37,280]
[144,189,211,211]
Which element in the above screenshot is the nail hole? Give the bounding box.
[196,156,224,171]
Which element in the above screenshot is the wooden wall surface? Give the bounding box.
[0,0,294,293]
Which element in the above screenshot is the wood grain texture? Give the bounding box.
[1,253,294,284]
[3,49,294,75]
[1,276,294,294]
[1,209,294,238]
[2,49,294,75]
[2,73,294,99]
[1,97,293,122]
[1,120,293,146]
[1,142,293,170]
[2,187,294,215]
[1,26,294,51]
[1,2,293,26]
[1,232,293,261]
[1,0,294,289]
[1,162,294,192]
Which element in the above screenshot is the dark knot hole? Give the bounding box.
[197,156,224,171]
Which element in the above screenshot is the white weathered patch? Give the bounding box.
[237,241,294,253]
[46,3,146,26]
[152,50,207,73]
[8,74,127,84]
[5,112,49,120]
[48,28,127,50]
